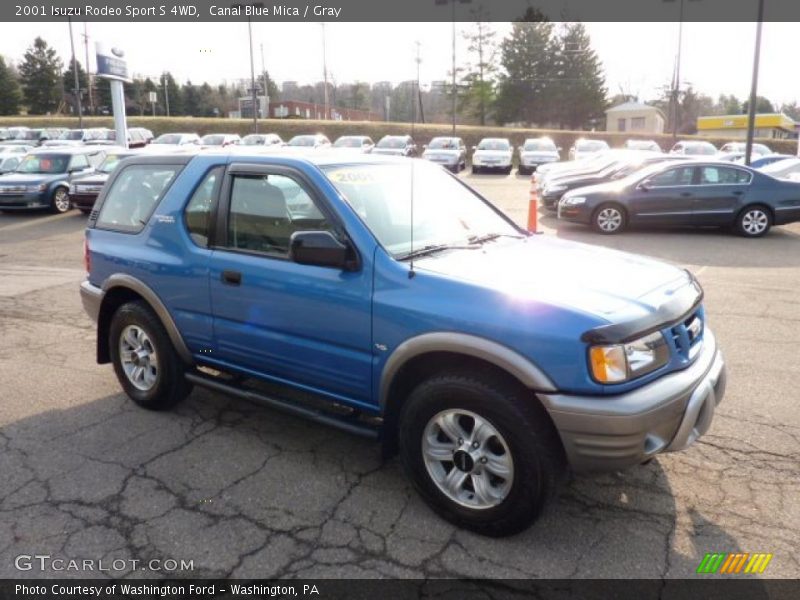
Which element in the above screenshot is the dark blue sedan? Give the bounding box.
[557,160,800,237]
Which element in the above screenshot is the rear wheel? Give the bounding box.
[50,187,71,214]
[472,166,480,174]
[735,205,771,237]
[399,371,564,537]
[109,301,192,410]
[592,203,626,234]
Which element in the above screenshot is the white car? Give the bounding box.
[518,137,560,175]
[421,137,466,172]
[719,142,771,156]
[472,138,513,174]
[151,133,201,146]
[568,138,610,161]
[333,135,375,153]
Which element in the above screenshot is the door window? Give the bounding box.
[185,167,223,247]
[699,166,752,185]
[227,173,331,256]
[69,154,90,171]
[647,167,695,187]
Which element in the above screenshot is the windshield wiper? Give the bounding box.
[397,242,480,261]
[467,232,526,244]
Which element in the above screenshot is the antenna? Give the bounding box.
[408,160,416,278]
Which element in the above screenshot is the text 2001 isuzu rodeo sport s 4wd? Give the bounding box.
[80,152,726,536]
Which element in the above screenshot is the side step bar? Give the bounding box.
[185,371,380,440]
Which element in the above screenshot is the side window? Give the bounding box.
[87,152,105,168]
[648,167,694,187]
[69,154,89,171]
[227,173,331,256]
[699,167,752,185]
[96,164,180,232]
[185,167,223,247]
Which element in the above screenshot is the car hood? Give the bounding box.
[545,173,609,193]
[43,140,83,147]
[414,236,694,325]
[372,147,407,155]
[0,173,62,184]
[71,173,109,186]
[521,150,558,159]
[423,148,460,157]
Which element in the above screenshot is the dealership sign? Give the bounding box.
[95,43,131,83]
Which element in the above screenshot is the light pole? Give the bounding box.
[82,23,94,115]
[321,24,329,120]
[248,18,258,133]
[162,72,170,117]
[412,41,421,136]
[744,0,765,166]
[67,18,83,128]
[260,43,269,119]
[435,0,471,135]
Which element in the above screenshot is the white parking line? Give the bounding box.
[0,212,75,233]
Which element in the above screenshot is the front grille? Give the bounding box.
[0,186,26,194]
[670,311,704,360]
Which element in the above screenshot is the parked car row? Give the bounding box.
[529,147,800,237]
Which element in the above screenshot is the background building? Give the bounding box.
[605,101,665,134]
[697,113,797,139]
[269,100,378,121]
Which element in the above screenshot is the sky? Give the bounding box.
[1,21,798,108]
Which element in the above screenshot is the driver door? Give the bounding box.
[628,165,698,226]
[208,163,374,405]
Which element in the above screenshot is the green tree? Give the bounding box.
[0,56,23,115]
[19,37,63,114]
[715,94,741,115]
[460,19,498,125]
[182,80,199,116]
[741,96,775,114]
[348,82,370,111]
[549,23,607,129]
[162,72,182,115]
[780,101,800,121]
[494,12,555,126]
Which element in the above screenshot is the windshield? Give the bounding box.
[289,136,316,146]
[684,143,717,155]
[201,134,226,145]
[523,140,556,151]
[241,135,265,145]
[61,130,84,140]
[98,153,133,174]
[15,154,69,174]
[377,137,407,149]
[627,141,659,151]
[761,158,800,176]
[477,139,510,151]
[577,140,607,152]
[428,138,458,150]
[322,162,519,258]
[153,134,182,144]
[334,137,366,148]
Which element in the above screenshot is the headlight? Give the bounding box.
[562,196,586,206]
[27,184,47,192]
[589,331,669,383]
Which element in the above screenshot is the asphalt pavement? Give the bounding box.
[0,171,798,579]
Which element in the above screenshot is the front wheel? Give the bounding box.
[735,205,771,237]
[109,301,192,410]
[592,203,626,234]
[50,187,71,214]
[399,372,564,537]
[471,166,480,174]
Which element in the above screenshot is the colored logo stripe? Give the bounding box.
[697,553,773,574]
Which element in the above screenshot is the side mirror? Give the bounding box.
[289,231,357,270]
[638,181,650,191]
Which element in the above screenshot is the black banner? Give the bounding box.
[1,579,799,600]
[4,0,800,23]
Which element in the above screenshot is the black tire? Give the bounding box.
[518,167,529,176]
[109,301,192,410]
[50,186,71,214]
[79,208,92,215]
[471,166,480,174]
[398,371,564,537]
[504,166,513,175]
[735,204,772,237]
[591,203,627,235]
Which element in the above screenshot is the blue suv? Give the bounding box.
[80,151,726,536]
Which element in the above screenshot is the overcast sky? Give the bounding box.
[1,21,798,107]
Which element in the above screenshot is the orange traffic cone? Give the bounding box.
[527,189,538,233]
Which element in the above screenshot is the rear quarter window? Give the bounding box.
[95,164,181,233]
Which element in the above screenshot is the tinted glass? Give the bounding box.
[648,166,695,187]
[227,174,330,256]
[699,167,751,185]
[429,138,458,149]
[523,140,556,151]
[378,137,407,148]
[185,167,222,247]
[477,139,510,151]
[96,165,180,232]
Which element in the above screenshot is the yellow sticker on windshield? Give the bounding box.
[327,168,377,185]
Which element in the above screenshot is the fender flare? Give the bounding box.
[101,273,194,364]
[379,332,557,408]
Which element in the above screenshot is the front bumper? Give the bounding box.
[0,191,49,209]
[557,202,592,224]
[539,329,726,472]
[70,193,99,211]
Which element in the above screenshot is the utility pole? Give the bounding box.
[67,18,83,128]
[321,23,329,120]
[163,72,170,117]
[412,41,421,136]
[672,0,685,142]
[451,2,456,135]
[744,0,765,166]
[260,43,269,119]
[248,18,258,132]
[82,23,93,114]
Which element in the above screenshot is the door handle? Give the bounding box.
[733,190,744,196]
[221,270,242,285]
[680,192,692,197]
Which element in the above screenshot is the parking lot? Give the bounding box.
[0,171,798,579]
